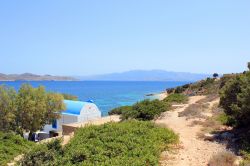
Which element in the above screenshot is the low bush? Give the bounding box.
[208,151,238,166]
[19,139,62,166]
[20,121,178,166]
[109,99,170,121]
[108,106,132,115]
[62,121,178,165]
[216,113,234,126]
[167,77,225,96]
[166,88,175,94]
[0,132,34,165]
[174,86,186,93]
[163,93,188,104]
[121,99,170,121]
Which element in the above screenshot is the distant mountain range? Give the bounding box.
[0,70,211,82]
[77,70,211,82]
[0,73,76,81]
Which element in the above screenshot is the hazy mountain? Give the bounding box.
[0,73,77,81]
[77,70,211,82]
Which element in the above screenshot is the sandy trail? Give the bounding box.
[156,96,227,166]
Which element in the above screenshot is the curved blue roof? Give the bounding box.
[62,100,86,115]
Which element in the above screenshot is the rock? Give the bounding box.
[204,133,215,141]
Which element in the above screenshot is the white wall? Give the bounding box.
[78,103,101,122]
[43,114,78,133]
[62,114,78,125]
[43,124,55,133]
[42,103,101,134]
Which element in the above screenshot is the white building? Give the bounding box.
[42,99,101,136]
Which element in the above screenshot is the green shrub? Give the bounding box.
[219,74,238,89]
[108,106,133,115]
[219,72,250,127]
[220,76,242,117]
[19,139,62,166]
[168,77,224,96]
[0,132,34,165]
[219,67,250,164]
[20,144,57,166]
[166,88,175,94]
[216,112,235,125]
[163,93,188,104]
[174,86,185,93]
[201,78,215,87]
[121,99,170,121]
[20,121,178,166]
[61,121,178,166]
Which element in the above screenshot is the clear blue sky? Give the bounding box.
[0,0,249,76]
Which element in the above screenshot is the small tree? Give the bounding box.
[248,62,250,70]
[46,93,65,125]
[213,73,219,78]
[16,84,65,139]
[16,84,47,139]
[0,85,17,132]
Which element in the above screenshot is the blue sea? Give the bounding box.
[0,81,189,116]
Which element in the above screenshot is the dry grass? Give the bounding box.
[208,151,238,166]
[178,103,208,119]
[200,118,222,131]
[193,112,228,140]
[188,98,228,141]
[194,117,223,140]
[196,94,219,104]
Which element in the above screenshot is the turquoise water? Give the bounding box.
[0,81,189,116]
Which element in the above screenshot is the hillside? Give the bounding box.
[0,73,76,81]
[77,70,210,82]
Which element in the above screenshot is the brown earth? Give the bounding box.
[156,96,239,166]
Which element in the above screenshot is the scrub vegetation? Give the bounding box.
[20,121,178,166]
[108,106,132,116]
[121,99,170,121]
[109,99,170,121]
[208,151,238,166]
[0,132,34,165]
[109,93,189,121]
[218,65,250,164]
[163,93,188,104]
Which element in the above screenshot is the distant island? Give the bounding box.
[0,70,212,82]
[0,73,76,81]
[77,70,211,82]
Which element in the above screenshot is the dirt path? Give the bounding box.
[156,96,228,166]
